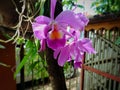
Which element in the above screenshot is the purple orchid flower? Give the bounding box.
[54,38,96,67]
[32,0,88,50]
[32,0,96,68]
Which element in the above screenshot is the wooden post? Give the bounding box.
[80,54,85,90]
[0,32,16,90]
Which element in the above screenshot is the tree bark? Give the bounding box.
[45,0,67,90]
[46,48,67,90]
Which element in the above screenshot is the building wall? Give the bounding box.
[0,31,16,90]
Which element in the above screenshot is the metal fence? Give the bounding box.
[82,27,120,90]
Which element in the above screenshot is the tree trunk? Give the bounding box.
[45,0,67,90]
[46,48,67,90]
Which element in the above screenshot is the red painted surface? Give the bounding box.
[80,55,86,90]
[83,65,120,82]
[0,33,16,90]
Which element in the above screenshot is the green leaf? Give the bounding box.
[0,44,5,49]
[14,46,37,78]
[77,5,84,9]
[2,32,11,39]
[39,0,46,15]
[91,1,99,8]
[29,60,39,70]
[16,37,25,45]
[25,40,34,48]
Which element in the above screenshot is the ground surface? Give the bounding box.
[26,69,81,90]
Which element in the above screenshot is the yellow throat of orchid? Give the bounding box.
[49,24,63,40]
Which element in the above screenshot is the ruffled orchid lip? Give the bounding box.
[46,22,66,50]
[47,37,66,50]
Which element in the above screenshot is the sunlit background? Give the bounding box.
[63,0,96,17]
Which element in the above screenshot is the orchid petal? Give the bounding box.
[70,43,77,58]
[70,42,83,61]
[39,39,46,51]
[79,38,96,54]
[74,61,82,69]
[47,37,66,50]
[59,26,73,38]
[50,0,57,19]
[75,13,89,30]
[75,49,83,62]
[55,10,83,30]
[54,48,61,59]
[58,45,70,66]
[69,28,80,40]
[32,22,49,40]
[76,13,89,25]
[35,16,51,24]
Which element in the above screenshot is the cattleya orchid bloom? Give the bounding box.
[32,0,96,68]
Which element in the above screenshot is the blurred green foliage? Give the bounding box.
[91,0,120,14]
[62,0,84,10]
[115,37,120,46]
[15,39,49,80]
